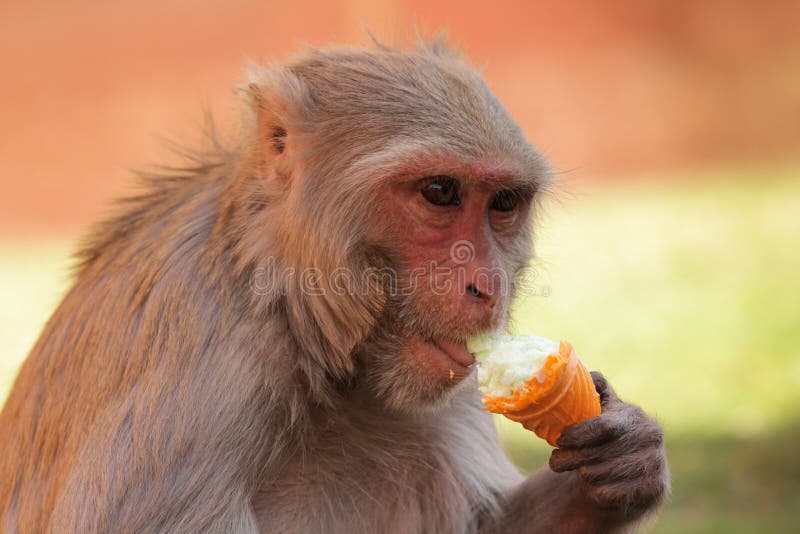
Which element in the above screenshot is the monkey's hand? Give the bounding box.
[548,371,669,525]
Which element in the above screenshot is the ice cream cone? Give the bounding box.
[481,341,601,447]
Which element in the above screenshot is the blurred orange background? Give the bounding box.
[1,0,798,234]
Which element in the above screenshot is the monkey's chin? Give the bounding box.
[362,334,477,413]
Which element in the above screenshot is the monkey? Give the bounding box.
[0,40,668,533]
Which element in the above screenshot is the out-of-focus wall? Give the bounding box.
[1,0,798,234]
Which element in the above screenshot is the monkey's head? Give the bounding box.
[235,40,550,411]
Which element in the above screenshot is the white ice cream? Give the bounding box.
[468,333,560,398]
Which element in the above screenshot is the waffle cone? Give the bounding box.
[482,341,601,447]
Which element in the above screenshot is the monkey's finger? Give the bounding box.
[587,475,667,512]
[590,371,620,408]
[556,414,624,449]
[578,449,660,485]
[555,425,665,476]
[549,446,595,472]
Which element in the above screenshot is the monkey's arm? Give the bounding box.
[483,372,669,533]
[485,467,614,533]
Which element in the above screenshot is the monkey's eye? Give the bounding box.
[490,189,521,212]
[420,176,461,207]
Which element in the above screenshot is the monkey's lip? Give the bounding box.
[428,337,476,369]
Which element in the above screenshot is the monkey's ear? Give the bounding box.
[239,82,288,162]
[243,83,289,157]
[237,65,305,180]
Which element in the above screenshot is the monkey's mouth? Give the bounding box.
[425,336,476,375]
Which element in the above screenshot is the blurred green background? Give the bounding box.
[505,167,800,533]
[2,1,800,532]
[2,167,797,532]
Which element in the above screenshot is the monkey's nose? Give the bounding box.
[466,283,495,308]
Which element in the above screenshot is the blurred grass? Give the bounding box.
[1,166,799,531]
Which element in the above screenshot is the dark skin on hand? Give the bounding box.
[487,372,668,534]
[553,372,669,521]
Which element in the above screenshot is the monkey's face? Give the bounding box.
[248,46,550,409]
[358,160,538,411]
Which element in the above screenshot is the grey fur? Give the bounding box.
[0,41,666,533]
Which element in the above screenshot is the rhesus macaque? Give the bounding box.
[0,40,668,533]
